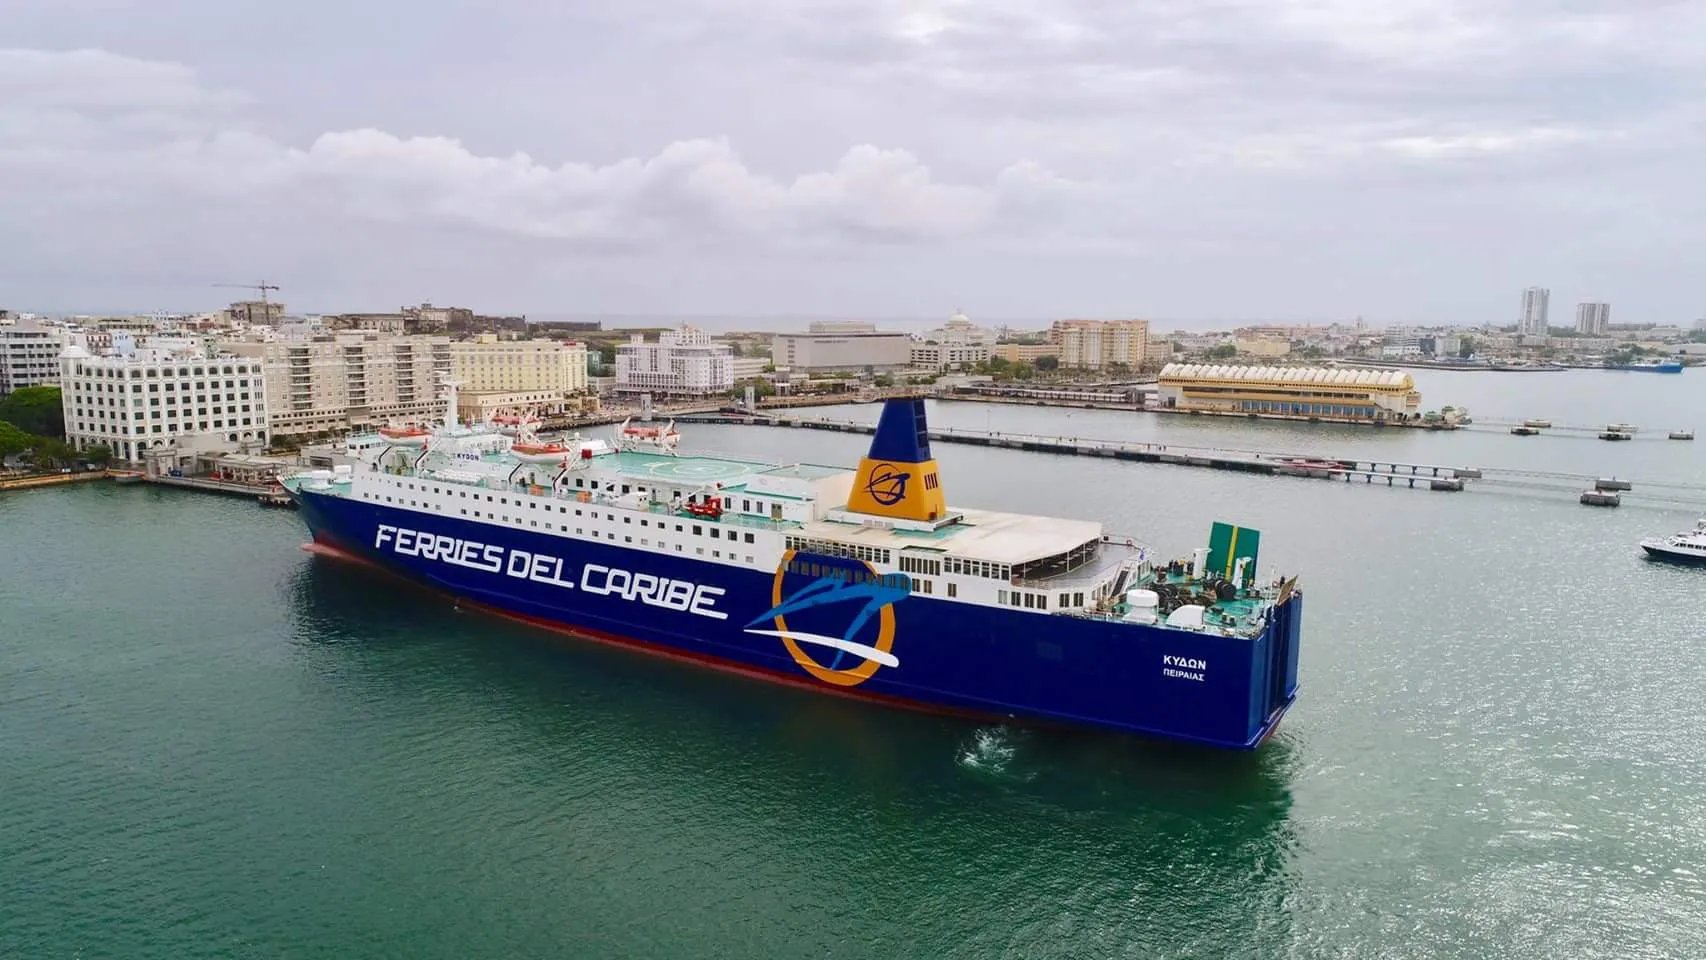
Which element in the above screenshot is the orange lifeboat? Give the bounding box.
[379,425,431,446]
[510,442,573,464]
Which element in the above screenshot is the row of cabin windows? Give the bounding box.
[899,555,942,577]
[996,590,1085,610]
[370,490,760,563]
[783,535,890,564]
[780,559,951,597]
[787,560,910,591]
[563,478,778,516]
[944,556,1011,580]
[376,481,756,544]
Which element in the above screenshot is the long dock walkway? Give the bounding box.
[678,413,1706,507]
[1470,418,1695,437]
[680,414,1480,491]
[144,474,280,499]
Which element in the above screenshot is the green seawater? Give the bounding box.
[4,373,1706,959]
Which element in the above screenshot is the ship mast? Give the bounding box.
[440,376,463,428]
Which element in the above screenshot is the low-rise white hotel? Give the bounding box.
[59,337,269,462]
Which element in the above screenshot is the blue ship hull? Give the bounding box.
[293,489,1302,749]
[1606,362,1683,373]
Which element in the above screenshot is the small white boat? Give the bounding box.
[1640,518,1706,565]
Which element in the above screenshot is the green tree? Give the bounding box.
[730,378,776,400]
[1034,355,1060,372]
[0,386,64,438]
[1205,344,1238,360]
[29,437,75,468]
[0,420,35,459]
[81,443,113,466]
[1458,337,1476,359]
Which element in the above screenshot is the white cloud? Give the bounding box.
[0,0,1702,321]
[0,48,1069,249]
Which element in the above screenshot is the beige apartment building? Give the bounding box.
[1050,319,1150,370]
[451,335,588,394]
[448,335,591,420]
[222,333,452,438]
[993,342,1059,364]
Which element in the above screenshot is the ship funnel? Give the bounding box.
[844,397,946,523]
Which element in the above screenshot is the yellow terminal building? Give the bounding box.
[1156,364,1422,423]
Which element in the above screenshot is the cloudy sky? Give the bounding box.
[2,1,1701,327]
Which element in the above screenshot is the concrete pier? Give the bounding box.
[679,413,1480,492]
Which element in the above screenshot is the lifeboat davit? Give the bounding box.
[491,413,535,436]
[379,425,431,446]
[619,419,681,451]
[510,442,573,463]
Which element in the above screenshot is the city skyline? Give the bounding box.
[3,3,1704,321]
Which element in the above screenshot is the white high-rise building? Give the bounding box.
[59,341,269,463]
[1575,302,1610,336]
[1,318,66,394]
[615,326,733,398]
[1519,287,1550,337]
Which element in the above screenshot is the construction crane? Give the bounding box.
[212,281,280,305]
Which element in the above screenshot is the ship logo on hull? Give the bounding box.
[747,549,908,688]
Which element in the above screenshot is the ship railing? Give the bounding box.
[601,446,787,471]
[535,487,803,531]
[1010,540,1146,590]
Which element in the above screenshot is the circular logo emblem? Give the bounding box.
[758,549,900,688]
[863,462,910,506]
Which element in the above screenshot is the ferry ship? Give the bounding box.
[1604,358,1683,373]
[284,387,1304,749]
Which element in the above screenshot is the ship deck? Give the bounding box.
[468,447,848,493]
